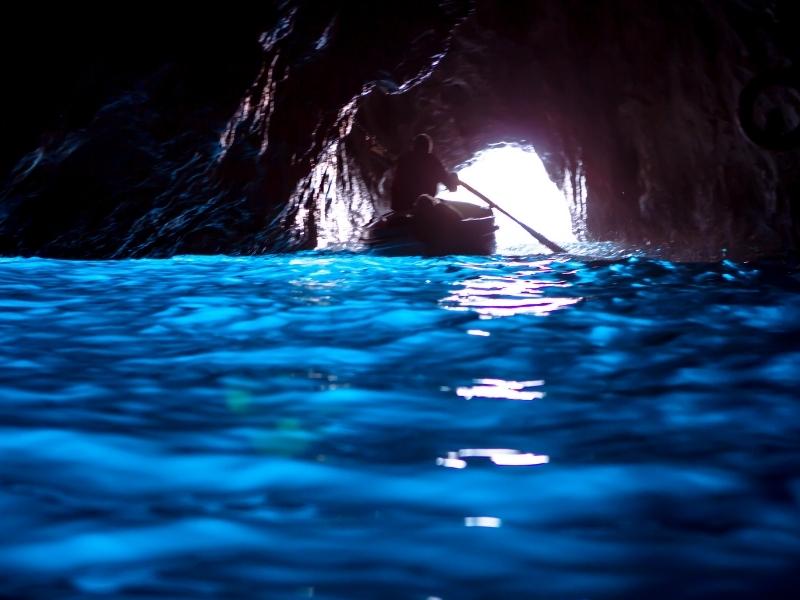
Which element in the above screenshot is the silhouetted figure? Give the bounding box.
[412,194,462,244]
[391,134,458,212]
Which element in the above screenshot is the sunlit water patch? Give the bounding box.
[0,253,799,599]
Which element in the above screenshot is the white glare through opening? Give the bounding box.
[438,145,577,253]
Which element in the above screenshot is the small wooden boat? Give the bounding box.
[362,199,496,256]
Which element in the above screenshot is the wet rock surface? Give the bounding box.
[1,1,799,258]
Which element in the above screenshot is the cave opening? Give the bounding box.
[437,144,578,253]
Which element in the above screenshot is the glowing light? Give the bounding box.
[489,453,549,466]
[457,448,550,467]
[440,448,550,469]
[474,378,544,388]
[456,378,545,401]
[464,517,502,528]
[438,145,577,253]
[457,448,525,457]
[436,452,467,469]
[456,386,544,401]
[440,262,583,318]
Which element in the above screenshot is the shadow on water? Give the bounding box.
[0,252,798,598]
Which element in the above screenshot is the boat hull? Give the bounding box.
[362,200,496,256]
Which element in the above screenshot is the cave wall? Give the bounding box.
[354,0,800,258]
[0,5,277,257]
[1,1,798,259]
[0,1,469,256]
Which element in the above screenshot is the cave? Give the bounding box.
[2,3,800,599]
[2,1,799,259]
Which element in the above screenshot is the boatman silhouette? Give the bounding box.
[390,133,459,213]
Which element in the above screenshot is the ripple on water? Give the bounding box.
[0,253,798,598]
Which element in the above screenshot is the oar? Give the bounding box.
[458,180,566,253]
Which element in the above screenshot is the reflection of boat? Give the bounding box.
[362,199,496,256]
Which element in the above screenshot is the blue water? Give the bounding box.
[1,253,799,599]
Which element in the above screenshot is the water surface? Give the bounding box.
[1,253,799,598]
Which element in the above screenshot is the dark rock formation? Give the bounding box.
[0,5,274,257]
[1,1,799,259]
[355,0,800,259]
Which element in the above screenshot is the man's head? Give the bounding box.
[414,194,438,211]
[412,133,433,154]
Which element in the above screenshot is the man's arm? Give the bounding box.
[432,155,459,192]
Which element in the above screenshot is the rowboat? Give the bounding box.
[362,199,496,255]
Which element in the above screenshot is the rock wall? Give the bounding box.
[1,1,798,259]
[355,0,800,258]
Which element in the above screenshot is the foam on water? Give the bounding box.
[0,253,798,598]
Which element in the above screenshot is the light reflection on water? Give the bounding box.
[441,259,582,317]
[0,253,799,598]
[456,378,546,401]
[437,448,550,468]
[464,516,502,528]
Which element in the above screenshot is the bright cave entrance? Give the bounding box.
[438,145,577,253]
